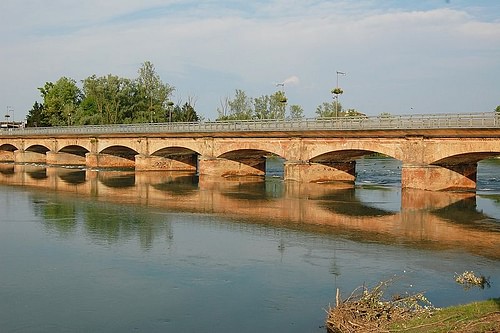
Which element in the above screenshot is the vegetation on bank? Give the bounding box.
[326,273,498,333]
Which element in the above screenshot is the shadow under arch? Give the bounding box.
[151,146,199,169]
[218,149,284,174]
[0,143,18,152]
[100,145,139,161]
[58,145,90,157]
[26,144,50,154]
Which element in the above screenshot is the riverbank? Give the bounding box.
[389,298,500,332]
[326,297,500,332]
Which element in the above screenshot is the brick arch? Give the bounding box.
[305,140,401,162]
[415,140,499,165]
[310,149,384,163]
[151,146,200,157]
[100,145,139,161]
[213,140,286,160]
[25,144,50,154]
[217,148,282,174]
[0,143,18,152]
[150,146,200,170]
[432,152,500,166]
[58,145,90,157]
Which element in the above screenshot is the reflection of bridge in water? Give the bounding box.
[1,164,499,259]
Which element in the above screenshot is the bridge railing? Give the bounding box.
[1,112,498,136]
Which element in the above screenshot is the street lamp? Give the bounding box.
[5,106,14,125]
[167,101,174,123]
[276,83,287,118]
[331,71,346,117]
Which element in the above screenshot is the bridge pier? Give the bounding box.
[13,150,46,164]
[198,156,265,177]
[135,154,197,171]
[0,150,14,162]
[284,161,355,183]
[46,151,86,166]
[401,163,477,191]
[86,153,135,169]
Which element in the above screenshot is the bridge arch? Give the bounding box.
[217,149,283,175]
[26,144,50,154]
[0,143,18,152]
[58,145,90,157]
[432,152,500,166]
[0,143,18,162]
[150,146,200,170]
[99,145,139,161]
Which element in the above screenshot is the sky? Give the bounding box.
[1,0,499,122]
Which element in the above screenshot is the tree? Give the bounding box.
[316,101,342,118]
[26,101,48,127]
[289,104,304,119]
[495,105,500,113]
[38,77,81,126]
[217,89,253,120]
[253,95,271,119]
[137,61,175,123]
[81,74,137,124]
[269,91,287,119]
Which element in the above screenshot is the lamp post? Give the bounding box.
[167,101,174,123]
[276,83,287,119]
[5,106,14,125]
[332,71,346,117]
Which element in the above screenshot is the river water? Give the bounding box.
[0,158,499,332]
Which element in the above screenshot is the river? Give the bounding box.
[0,157,499,332]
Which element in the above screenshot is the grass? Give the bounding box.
[388,298,500,333]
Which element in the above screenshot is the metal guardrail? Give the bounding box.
[1,112,499,136]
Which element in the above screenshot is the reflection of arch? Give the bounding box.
[431,196,499,232]
[220,181,285,201]
[0,164,14,176]
[152,147,199,169]
[99,174,135,188]
[218,149,281,173]
[58,145,89,157]
[152,175,199,196]
[27,168,48,180]
[315,188,397,217]
[100,146,138,161]
[26,144,50,154]
[58,170,87,185]
[0,144,18,152]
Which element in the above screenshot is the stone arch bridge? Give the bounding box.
[1,113,499,191]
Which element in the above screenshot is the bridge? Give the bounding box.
[1,112,499,191]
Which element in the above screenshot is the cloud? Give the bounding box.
[0,1,499,120]
[283,76,300,86]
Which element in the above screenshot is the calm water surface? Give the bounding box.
[0,158,499,332]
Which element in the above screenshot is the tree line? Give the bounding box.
[26,60,365,127]
[26,61,198,127]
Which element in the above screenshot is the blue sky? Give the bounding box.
[1,0,499,122]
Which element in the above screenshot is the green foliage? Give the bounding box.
[495,105,500,113]
[38,77,82,126]
[26,61,186,127]
[289,104,304,119]
[171,103,200,122]
[217,89,297,121]
[26,101,48,127]
[316,101,341,118]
